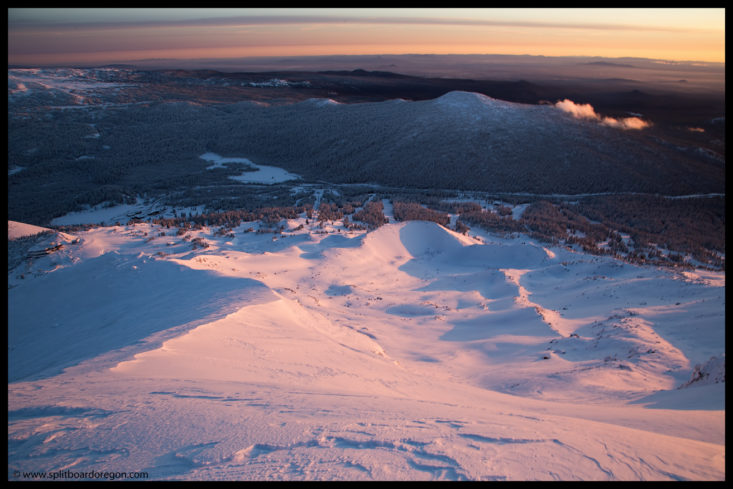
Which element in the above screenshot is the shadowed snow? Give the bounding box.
[9,252,275,382]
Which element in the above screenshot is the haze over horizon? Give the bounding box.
[8,8,725,67]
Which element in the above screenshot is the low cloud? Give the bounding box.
[554,99,650,130]
[600,116,650,130]
[554,99,599,120]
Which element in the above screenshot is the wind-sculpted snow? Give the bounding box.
[397,220,468,257]
[7,219,725,480]
[299,233,366,259]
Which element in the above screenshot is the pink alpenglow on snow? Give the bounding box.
[7,215,724,480]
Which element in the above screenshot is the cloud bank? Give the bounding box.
[555,99,650,130]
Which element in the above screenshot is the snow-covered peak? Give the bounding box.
[426,90,539,126]
[433,90,514,109]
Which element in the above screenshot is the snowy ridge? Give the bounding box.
[8,220,55,240]
[8,217,725,480]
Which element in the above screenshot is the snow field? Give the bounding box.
[7,217,725,480]
[200,152,301,184]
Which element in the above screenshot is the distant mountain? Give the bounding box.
[582,61,637,68]
[317,68,412,78]
[198,90,722,195]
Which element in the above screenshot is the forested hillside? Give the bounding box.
[9,92,724,225]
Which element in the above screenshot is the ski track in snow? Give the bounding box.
[7,217,725,481]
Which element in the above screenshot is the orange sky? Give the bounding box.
[8,8,725,66]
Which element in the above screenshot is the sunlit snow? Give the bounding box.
[8,216,724,480]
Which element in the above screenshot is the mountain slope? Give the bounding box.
[165,91,725,195]
[8,218,725,480]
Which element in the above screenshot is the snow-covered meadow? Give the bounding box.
[200,152,301,184]
[7,209,725,480]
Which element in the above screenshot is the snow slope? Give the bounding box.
[8,220,56,240]
[7,218,725,480]
[49,198,206,227]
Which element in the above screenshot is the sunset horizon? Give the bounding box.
[8,8,725,66]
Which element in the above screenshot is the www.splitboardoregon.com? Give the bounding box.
[13,470,149,481]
